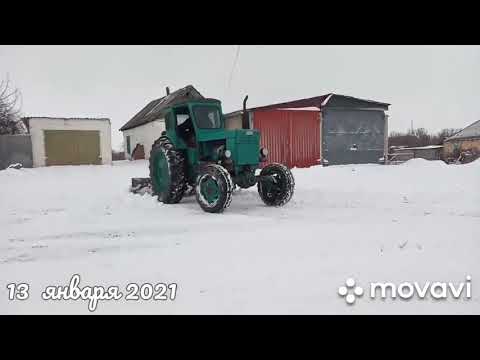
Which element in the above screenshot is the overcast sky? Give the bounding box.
[1,45,479,150]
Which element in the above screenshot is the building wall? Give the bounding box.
[384,114,389,160]
[29,118,112,167]
[225,114,243,130]
[122,118,165,160]
[395,148,442,161]
[318,111,323,161]
[226,110,323,167]
[443,138,480,160]
[0,135,33,169]
[414,148,442,160]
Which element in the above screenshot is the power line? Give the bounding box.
[226,45,241,93]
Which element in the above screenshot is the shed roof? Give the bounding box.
[120,85,204,131]
[445,120,480,141]
[21,117,110,133]
[22,117,110,121]
[225,93,390,117]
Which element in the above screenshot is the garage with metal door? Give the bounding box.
[23,117,112,167]
[225,93,389,167]
[44,130,101,166]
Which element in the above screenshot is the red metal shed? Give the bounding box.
[253,109,321,168]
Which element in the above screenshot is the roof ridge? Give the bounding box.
[445,119,480,141]
[331,93,391,106]
[226,93,389,114]
[246,93,332,112]
[22,116,110,120]
[119,85,204,131]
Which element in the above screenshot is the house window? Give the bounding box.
[126,136,131,154]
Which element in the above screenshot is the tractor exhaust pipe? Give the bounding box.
[242,95,249,129]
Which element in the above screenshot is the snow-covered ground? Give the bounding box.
[1,159,479,314]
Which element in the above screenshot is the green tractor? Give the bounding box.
[147,95,295,213]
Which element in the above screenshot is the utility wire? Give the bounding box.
[226,45,241,94]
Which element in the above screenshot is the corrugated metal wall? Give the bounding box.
[253,110,320,168]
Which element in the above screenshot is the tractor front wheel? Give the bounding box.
[257,163,295,207]
[195,164,233,213]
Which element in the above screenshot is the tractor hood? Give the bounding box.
[227,129,261,166]
[231,128,260,143]
[195,129,233,142]
[196,128,261,167]
[196,128,260,142]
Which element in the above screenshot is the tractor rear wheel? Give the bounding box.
[195,164,233,213]
[149,136,186,204]
[257,163,295,207]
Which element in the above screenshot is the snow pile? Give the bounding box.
[401,158,446,168]
[0,160,479,314]
[0,167,27,177]
[462,157,480,168]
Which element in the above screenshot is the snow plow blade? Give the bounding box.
[130,177,152,195]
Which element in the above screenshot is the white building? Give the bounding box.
[121,120,166,161]
[120,85,203,160]
[23,117,112,167]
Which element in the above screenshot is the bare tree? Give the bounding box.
[436,128,461,142]
[389,127,463,148]
[0,75,25,135]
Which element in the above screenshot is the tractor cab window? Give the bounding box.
[194,106,221,129]
[176,114,190,126]
[175,109,196,147]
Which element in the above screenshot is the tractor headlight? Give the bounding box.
[260,147,269,157]
[224,150,232,158]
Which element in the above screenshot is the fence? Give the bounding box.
[0,135,33,170]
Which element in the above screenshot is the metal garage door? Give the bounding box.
[322,109,386,165]
[253,110,320,168]
[44,130,101,166]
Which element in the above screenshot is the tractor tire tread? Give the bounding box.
[257,163,295,207]
[149,136,186,204]
[195,164,233,213]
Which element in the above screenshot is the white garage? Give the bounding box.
[23,117,112,167]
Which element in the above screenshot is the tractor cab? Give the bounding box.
[165,99,223,150]
[163,98,263,182]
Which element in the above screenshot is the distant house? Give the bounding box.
[120,85,203,160]
[225,93,390,167]
[22,117,112,167]
[443,120,480,162]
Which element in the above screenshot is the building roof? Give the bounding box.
[22,116,110,121]
[21,117,110,133]
[397,145,444,150]
[120,85,204,131]
[445,120,480,141]
[225,93,390,117]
